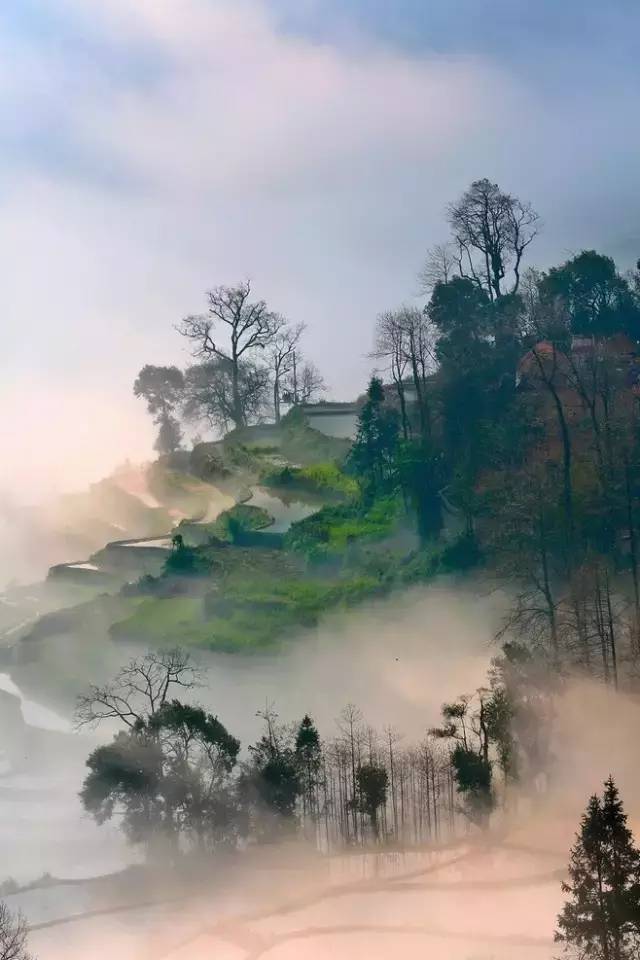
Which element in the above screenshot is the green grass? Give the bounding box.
[110,570,387,651]
[110,596,204,643]
[262,461,358,499]
[285,495,401,561]
[58,527,477,654]
[201,573,387,649]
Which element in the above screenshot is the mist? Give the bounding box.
[3,1,640,958]
[3,0,640,518]
[5,623,640,959]
[1,573,639,960]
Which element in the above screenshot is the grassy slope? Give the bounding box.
[105,483,467,652]
[21,412,475,657]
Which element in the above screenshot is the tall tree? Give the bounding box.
[448,178,539,300]
[397,306,437,440]
[347,376,399,499]
[431,694,494,828]
[177,281,279,429]
[541,251,640,339]
[77,651,241,855]
[419,241,457,295]
[182,358,269,433]
[295,714,322,830]
[373,310,412,439]
[133,365,185,454]
[267,320,304,423]
[75,649,200,729]
[355,762,388,842]
[241,707,302,837]
[154,416,183,456]
[296,360,326,404]
[556,778,640,960]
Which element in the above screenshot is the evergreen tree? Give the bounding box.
[556,777,640,960]
[295,715,322,826]
[348,376,399,499]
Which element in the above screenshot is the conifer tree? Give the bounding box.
[347,376,399,499]
[295,715,322,826]
[556,777,640,960]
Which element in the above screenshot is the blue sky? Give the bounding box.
[273,0,639,65]
[1,0,639,498]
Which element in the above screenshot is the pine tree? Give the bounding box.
[295,715,322,827]
[556,777,640,960]
[347,376,399,499]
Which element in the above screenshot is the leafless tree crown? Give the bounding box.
[75,648,200,730]
[177,280,279,363]
[447,178,539,299]
[0,904,31,960]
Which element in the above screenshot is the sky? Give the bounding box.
[1,0,640,500]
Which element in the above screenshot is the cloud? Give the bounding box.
[2,0,639,502]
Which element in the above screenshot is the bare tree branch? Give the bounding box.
[75,649,200,730]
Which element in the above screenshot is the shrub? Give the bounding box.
[213,504,273,542]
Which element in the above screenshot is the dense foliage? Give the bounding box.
[557,778,640,960]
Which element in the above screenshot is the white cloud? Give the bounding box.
[2,0,639,501]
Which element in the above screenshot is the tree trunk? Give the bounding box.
[273,377,281,425]
[624,456,640,656]
[231,360,244,428]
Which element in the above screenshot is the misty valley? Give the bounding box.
[3,11,640,956]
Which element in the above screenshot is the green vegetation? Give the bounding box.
[35,179,640,676]
[109,525,476,651]
[111,596,203,643]
[285,495,401,561]
[225,410,351,468]
[556,778,640,960]
[262,460,359,499]
[212,503,274,541]
[163,534,214,575]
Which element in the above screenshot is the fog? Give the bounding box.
[0,584,499,879]
[3,0,640,524]
[3,2,639,955]
[2,577,640,959]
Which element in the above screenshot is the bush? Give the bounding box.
[163,535,213,575]
[213,504,274,542]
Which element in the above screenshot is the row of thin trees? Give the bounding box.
[76,643,553,858]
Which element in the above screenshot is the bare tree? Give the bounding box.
[177,281,279,428]
[267,319,305,423]
[182,358,269,434]
[297,361,326,404]
[448,179,539,300]
[372,310,411,438]
[418,242,457,295]
[0,904,31,960]
[75,649,200,729]
[396,306,438,440]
